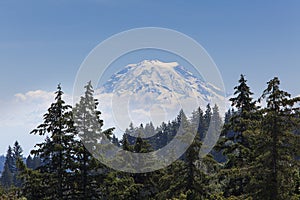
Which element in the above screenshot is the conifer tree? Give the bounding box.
[156,110,212,199]
[26,155,33,169]
[17,157,47,200]
[0,164,13,189]
[229,74,257,144]
[252,77,300,199]
[30,84,77,199]
[219,74,258,197]
[121,133,132,151]
[111,135,120,147]
[32,156,41,169]
[102,170,142,200]
[73,81,114,199]
[132,130,158,198]
[0,146,14,188]
[204,104,212,137]
[12,141,23,187]
[191,107,205,140]
[206,105,223,150]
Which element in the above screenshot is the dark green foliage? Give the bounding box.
[73,81,114,199]
[12,76,300,199]
[191,107,205,140]
[155,109,222,200]
[25,155,33,169]
[216,76,300,200]
[12,141,23,187]
[0,185,23,200]
[204,104,212,139]
[0,162,13,189]
[130,129,157,199]
[29,84,78,199]
[0,142,25,189]
[26,155,41,170]
[121,133,132,151]
[250,77,300,199]
[0,146,14,188]
[17,157,48,200]
[0,155,5,175]
[102,171,142,200]
[217,75,258,198]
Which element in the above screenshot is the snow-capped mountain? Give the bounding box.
[95,60,225,134]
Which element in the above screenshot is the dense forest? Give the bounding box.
[0,75,299,200]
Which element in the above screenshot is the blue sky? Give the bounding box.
[0,0,300,154]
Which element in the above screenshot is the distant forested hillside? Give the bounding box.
[0,155,4,174]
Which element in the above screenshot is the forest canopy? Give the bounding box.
[0,75,299,200]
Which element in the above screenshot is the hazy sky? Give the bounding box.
[0,0,300,155]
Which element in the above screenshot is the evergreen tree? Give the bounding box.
[132,132,157,198]
[111,135,120,147]
[145,122,155,137]
[11,76,300,199]
[204,104,212,138]
[29,84,77,199]
[218,74,258,198]
[0,165,13,189]
[252,77,300,199]
[0,147,14,188]
[156,110,213,199]
[17,157,47,200]
[206,105,223,151]
[26,155,41,170]
[229,74,257,144]
[102,170,142,200]
[26,155,33,169]
[32,156,41,169]
[73,81,114,199]
[208,105,225,162]
[125,122,137,145]
[121,133,132,151]
[191,107,205,141]
[12,141,23,187]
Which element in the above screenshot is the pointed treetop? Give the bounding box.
[55,83,63,100]
[230,74,256,112]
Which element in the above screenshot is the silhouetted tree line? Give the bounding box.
[0,76,299,200]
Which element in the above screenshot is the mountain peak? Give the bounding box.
[97,60,225,133]
[128,59,179,69]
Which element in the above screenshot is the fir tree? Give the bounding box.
[73,81,114,199]
[26,155,33,169]
[121,133,132,151]
[204,104,212,137]
[132,133,157,198]
[29,84,77,199]
[252,77,300,199]
[17,157,47,200]
[12,141,23,187]
[191,107,205,141]
[102,170,142,200]
[32,156,41,169]
[0,147,14,188]
[111,135,120,147]
[219,74,258,198]
[156,110,213,199]
[0,164,13,188]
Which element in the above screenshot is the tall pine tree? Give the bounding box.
[12,141,23,187]
[219,74,258,198]
[73,81,114,199]
[30,84,77,199]
[0,146,14,188]
[252,77,300,199]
